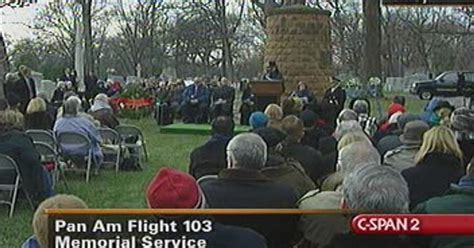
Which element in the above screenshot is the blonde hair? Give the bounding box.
[26,97,47,114]
[338,131,371,151]
[0,110,24,130]
[415,126,463,165]
[264,104,283,121]
[33,195,88,248]
[281,115,304,142]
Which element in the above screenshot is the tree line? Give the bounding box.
[3,0,474,82]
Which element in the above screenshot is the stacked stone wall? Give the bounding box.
[265,7,333,95]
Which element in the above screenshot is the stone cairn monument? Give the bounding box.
[264,1,333,95]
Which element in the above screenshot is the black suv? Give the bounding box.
[410,71,474,100]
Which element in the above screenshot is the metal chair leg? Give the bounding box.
[9,177,20,218]
[115,148,121,172]
[86,152,92,183]
[58,161,69,190]
[22,188,35,211]
[143,144,149,162]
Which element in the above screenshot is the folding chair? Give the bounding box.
[56,132,94,183]
[34,142,68,189]
[196,174,218,185]
[0,154,33,217]
[98,128,122,172]
[115,125,149,164]
[26,130,56,148]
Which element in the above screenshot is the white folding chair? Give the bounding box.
[98,128,122,172]
[26,130,56,148]
[196,174,218,185]
[116,125,149,164]
[56,132,94,183]
[34,141,68,189]
[0,154,34,217]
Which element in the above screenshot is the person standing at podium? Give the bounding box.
[263,61,284,81]
[181,78,210,123]
[253,61,284,112]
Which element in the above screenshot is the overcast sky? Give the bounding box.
[0,1,52,41]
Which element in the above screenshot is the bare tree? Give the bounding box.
[363,0,382,81]
[113,0,167,76]
[34,1,111,71]
[0,34,8,99]
[81,0,94,75]
[181,0,246,80]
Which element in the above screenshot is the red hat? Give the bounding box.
[146,168,203,209]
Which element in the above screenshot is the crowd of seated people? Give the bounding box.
[0,83,130,209]
[8,74,474,248]
[181,93,474,247]
[151,77,236,124]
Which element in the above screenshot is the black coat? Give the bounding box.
[458,138,474,168]
[200,168,298,248]
[6,76,36,113]
[318,136,338,183]
[402,152,464,209]
[211,85,235,103]
[24,111,53,130]
[152,216,268,248]
[189,135,232,179]
[51,88,65,103]
[323,86,346,110]
[301,127,329,150]
[45,102,58,125]
[198,222,268,248]
[324,233,417,248]
[280,142,325,184]
[0,130,47,205]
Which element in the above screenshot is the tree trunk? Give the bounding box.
[0,33,7,100]
[218,0,235,80]
[82,0,93,77]
[363,0,382,81]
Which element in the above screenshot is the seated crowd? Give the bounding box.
[3,79,474,248]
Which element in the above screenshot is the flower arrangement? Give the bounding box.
[112,82,154,119]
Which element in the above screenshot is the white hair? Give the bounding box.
[63,96,82,116]
[343,165,409,213]
[337,109,358,123]
[334,120,363,141]
[94,93,109,103]
[227,133,267,170]
[337,141,381,175]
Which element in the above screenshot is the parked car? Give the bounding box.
[410,71,474,100]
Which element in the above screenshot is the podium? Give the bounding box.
[250,80,285,111]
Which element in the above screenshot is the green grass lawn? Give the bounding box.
[0,92,427,247]
[366,93,427,116]
[0,118,207,247]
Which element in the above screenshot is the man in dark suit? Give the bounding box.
[189,116,234,179]
[210,77,235,118]
[181,77,210,123]
[323,77,346,113]
[199,133,299,248]
[6,65,36,113]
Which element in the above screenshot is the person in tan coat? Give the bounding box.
[297,141,380,248]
